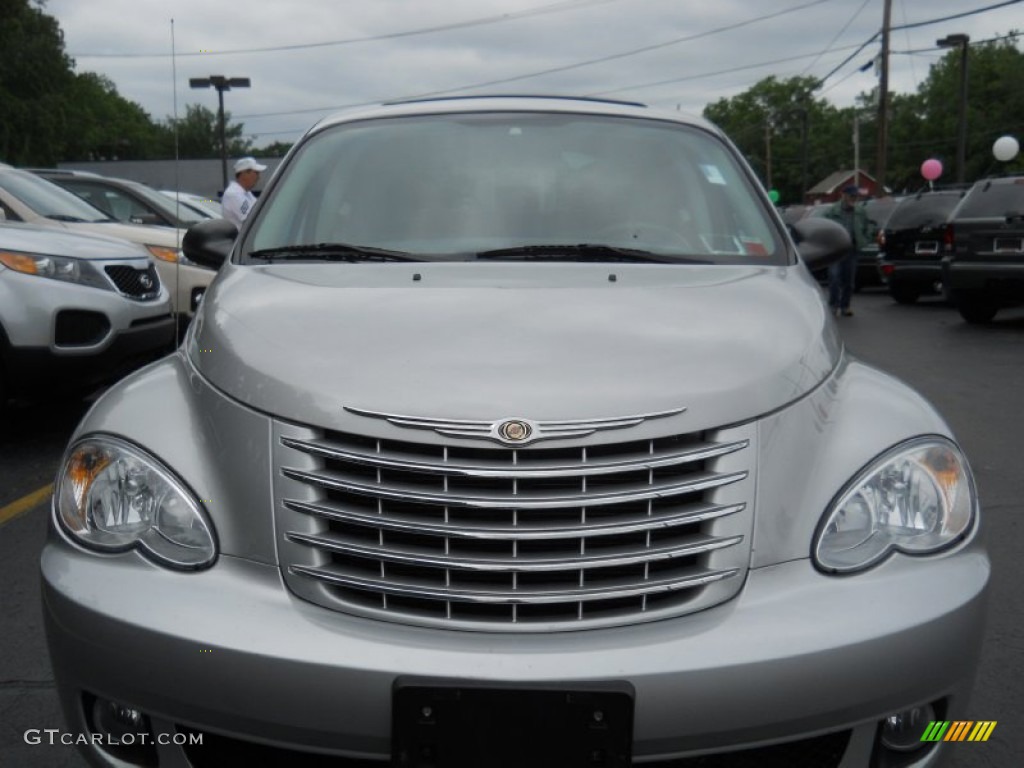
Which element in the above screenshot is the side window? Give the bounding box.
[101,190,151,223]
[0,200,20,221]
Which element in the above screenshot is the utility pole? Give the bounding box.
[937,34,970,184]
[853,115,861,189]
[875,0,893,193]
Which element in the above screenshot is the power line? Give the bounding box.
[590,44,864,98]
[890,0,1023,32]
[800,0,873,76]
[234,0,837,121]
[817,0,1024,87]
[68,0,626,59]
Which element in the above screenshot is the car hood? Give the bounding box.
[58,220,182,247]
[0,222,153,260]
[187,262,841,433]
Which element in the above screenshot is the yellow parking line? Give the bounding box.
[0,484,54,526]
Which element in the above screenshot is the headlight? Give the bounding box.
[56,436,216,570]
[814,438,975,573]
[146,245,182,263]
[0,250,110,290]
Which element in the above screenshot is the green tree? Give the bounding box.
[58,72,170,161]
[168,104,253,160]
[257,140,294,157]
[703,76,849,204]
[0,0,74,164]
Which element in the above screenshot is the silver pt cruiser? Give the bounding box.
[43,97,988,768]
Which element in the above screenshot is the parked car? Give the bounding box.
[0,219,174,405]
[0,165,213,319]
[29,169,209,229]
[159,190,223,220]
[43,97,986,768]
[942,175,1024,323]
[877,188,966,303]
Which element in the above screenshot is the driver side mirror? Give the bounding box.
[182,218,238,270]
[790,217,850,271]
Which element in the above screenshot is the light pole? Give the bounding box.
[936,34,970,184]
[189,75,251,192]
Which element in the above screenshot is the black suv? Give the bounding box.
[942,176,1024,323]
[878,189,966,304]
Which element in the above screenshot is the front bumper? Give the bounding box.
[42,538,988,766]
[151,260,214,318]
[3,317,175,395]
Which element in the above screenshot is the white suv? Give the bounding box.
[0,220,174,404]
[0,165,213,321]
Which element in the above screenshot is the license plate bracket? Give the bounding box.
[993,237,1023,253]
[392,679,634,768]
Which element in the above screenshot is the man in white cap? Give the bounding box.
[222,157,267,229]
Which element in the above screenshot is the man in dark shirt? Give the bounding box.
[824,185,872,317]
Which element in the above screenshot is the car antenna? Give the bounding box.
[169,18,183,348]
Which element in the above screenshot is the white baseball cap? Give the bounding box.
[233,157,267,174]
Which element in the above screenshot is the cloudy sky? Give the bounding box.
[46,0,1023,148]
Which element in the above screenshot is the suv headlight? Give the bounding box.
[814,438,975,573]
[0,250,111,290]
[146,245,183,264]
[56,436,216,570]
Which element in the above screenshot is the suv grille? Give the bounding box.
[277,419,754,631]
[104,263,161,299]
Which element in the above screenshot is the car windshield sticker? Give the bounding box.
[700,164,727,185]
[740,238,769,256]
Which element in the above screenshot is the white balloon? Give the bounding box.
[993,136,1020,162]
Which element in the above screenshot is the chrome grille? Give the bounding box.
[104,263,161,300]
[277,420,755,631]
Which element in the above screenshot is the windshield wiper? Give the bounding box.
[248,243,424,263]
[475,244,706,264]
[45,214,91,223]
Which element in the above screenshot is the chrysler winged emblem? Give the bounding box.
[345,406,685,446]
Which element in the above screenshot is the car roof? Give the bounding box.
[307,95,721,136]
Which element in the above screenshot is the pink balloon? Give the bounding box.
[921,159,943,181]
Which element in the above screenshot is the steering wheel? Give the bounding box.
[593,221,694,250]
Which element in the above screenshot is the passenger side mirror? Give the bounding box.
[790,217,850,271]
[182,218,237,270]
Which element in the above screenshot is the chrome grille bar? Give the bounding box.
[281,467,748,510]
[281,436,748,478]
[283,498,745,540]
[285,532,744,571]
[290,565,739,604]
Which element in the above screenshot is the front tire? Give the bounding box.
[956,294,999,324]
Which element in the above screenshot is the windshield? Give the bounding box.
[244,112,784,265]
[125,181,207,224]
[956,178,1024,219]
[886,193,961,230]
[0,171,112,223]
